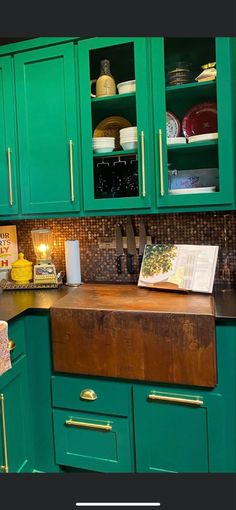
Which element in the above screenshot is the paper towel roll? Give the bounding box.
[65,240,81,285]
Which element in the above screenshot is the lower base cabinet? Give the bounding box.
[133,386,225,473]
[51,374,134,472]
[0,355,32,473]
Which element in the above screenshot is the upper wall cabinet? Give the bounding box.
[78,37,153,212]
[151,37,236,209]
[14,43,81,214]
[0,56,19,215]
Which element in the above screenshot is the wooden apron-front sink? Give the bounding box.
[50,284,217,388]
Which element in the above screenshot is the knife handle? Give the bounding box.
[117,255,122,274]
[138,254,143,271]
[127,253,134,274]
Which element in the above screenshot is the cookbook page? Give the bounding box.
[138,244,219,293]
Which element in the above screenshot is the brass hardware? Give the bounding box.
[202,62,216,70]
[148,393,203,407]
[69,140,75,202]
[65,419,112,431]
[0,394,9,473]
[7,148,13,206]
[80,389,97,401]
[158,129,164,196]
[8,339,16,352]
[140,131,146,197]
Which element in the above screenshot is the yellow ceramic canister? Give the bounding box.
[11,252,33,284]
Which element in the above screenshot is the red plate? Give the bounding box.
[182,102,217,138]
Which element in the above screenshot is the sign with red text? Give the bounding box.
[0,225,18,269]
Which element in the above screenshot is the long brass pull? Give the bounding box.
[158,129,164,196]
[140,131,146,197]
[69,140,75,202]
[80,389,97,401]
[8,339,16,352]
[65,419,112,431]
[0,394,9,473]
[148,393,203,407]
[7,148,13,206]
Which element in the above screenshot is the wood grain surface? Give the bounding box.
[51,284,216,387]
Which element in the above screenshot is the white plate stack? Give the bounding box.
[92,137,115,153]
[120,126,138,150]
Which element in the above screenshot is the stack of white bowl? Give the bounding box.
[92,137,115,153]
[120,127,138,150]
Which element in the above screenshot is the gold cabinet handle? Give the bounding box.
[148,393,203,407]
[158,129,164,196]
[0,394,9,473]
[69,140,75,202]
[140,131,146,198]
[80,389,97,401]
[65,419,112,431]
[8,339,16,352]
[7,148,13,206]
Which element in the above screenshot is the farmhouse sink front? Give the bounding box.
[50,284,216,388]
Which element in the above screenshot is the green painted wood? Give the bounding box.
[0,38,81,56]
[0,56,19,216]
[8,315,26,363]
[0,355,33,473]
[52,374,131,416]
[53,408,134,472]
[214,320,236,472]
[78,37,153,211]
[151,37,236,209]
[24,312,60,472]
[133,385,225,473]
[14,43,81,214]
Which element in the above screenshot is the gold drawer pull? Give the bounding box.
[65,419,112,431]
[0,394,9,473]
[7,147,13,206]
[80,389,97,401]
[148,393,203,407]
[8,339,16,352]
[158,129,164,196]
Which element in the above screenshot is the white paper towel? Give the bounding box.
[65,240,81,285]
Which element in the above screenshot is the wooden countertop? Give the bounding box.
[51,283,215,316]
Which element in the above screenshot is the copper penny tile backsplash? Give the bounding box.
[3,210,236,286]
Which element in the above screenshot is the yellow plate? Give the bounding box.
[93,116,132,149]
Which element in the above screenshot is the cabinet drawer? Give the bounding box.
[8,317,26,363]
[51,375,131,417]
[53,408,133,472]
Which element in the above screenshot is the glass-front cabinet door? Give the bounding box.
[151,37,235,209]
[78,37,153,212]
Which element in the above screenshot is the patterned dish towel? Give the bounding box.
[0,321,12,376]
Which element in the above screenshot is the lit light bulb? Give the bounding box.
[38,243,48,258]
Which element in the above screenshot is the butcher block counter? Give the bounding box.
[50,284,217,388]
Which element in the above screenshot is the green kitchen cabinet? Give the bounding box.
[14,42,81,214]
[51,374,134,472]
[133,385,225,473]
[0,355,33,473]
[0,56,19,216]
[78,37,154,212]
[151,37,236,210]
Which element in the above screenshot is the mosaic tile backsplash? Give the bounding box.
[2,211,236,286]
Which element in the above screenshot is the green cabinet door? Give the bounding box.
[0,56,18,216]
[14,43,81,214]
[53,408,133,472]
[0,356,32,473]
[151,37,236,210]
[78,37,153,212]
[133,385,225,473]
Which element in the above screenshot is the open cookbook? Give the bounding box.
[138,244,219,294]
